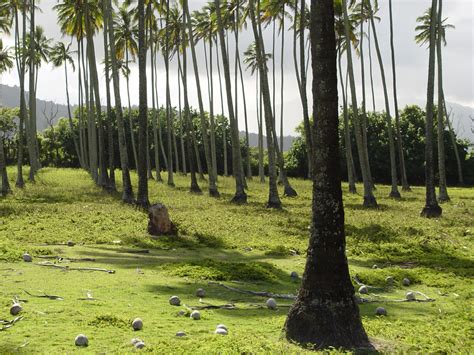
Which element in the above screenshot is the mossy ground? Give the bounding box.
[0,167,473,353]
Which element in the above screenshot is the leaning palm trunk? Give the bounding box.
[443,98,463,185]
[368,24,376,112]
[370,13,401,199]
[338,46,356,194]
[181,7,201,193]
[215,37,228,177]
[215,0,247,203]
[15,5,27,188]
[389,0,410,191]
[436,0,449,202]
[249,0,281,208]
[184,0,218,196]
[27,0,37,181]
[237,50,252,180]
[105,0,134,203]
[342,0,377,207]
[421,0,442,218]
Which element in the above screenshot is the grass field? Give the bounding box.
[0,167,473,353]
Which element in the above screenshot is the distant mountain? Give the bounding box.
[444,101,474,144]
[0,84,70,131]
[239,131,296,152]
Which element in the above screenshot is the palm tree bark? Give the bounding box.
[436,0,449,202]
[105,0,134,203]
[215,37,228,177]
[389,0,410,192]
[164,0,174,187]
[421,0,442,218]
[342,0,377,208]
[367,25,376,112]
[125,48,138,171]
[27,0,37,181]
[369,13,401,199]
[249,0,281,208]
[151,31,163,182]
[257,72,265,183]
[0,135,10,195]
[215,0,247,203]
[285,0,372,348]
[177,52,186,176]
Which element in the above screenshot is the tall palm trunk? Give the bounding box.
[125,48,138,170]
[215,37,228,177]
[237,49,252,180]
[279,14,285,163]
[293,0,313,177]
[136,0,149,207]
[368,24,376,112]
[27,0,37,181]
[0,135,10,195]
[389,0,410,191]
[342,0,377,208]
[257,72,265,183]
[85,2,108,188]
[249,0,281,208]
[181,7,201,193]
[436,0,449,202]
[105,0,134,203]
[103,0,115,190]
[208,38,218,180]
[15,5,27,188]
[369,13,400,199]
[285,0,371,348]
[215,0,247,203]
[177,53,186,175]
[184,0,218,196]
[338,45,357,194]
[165,0,174,186]
[421,0,442,218]
[151,31,162,182]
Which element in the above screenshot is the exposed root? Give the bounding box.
[35,262,115,274]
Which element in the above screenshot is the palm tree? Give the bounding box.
[341,0,377,207]
[416,4,454,202]
[420,1,442,218]
[115,2,139,171]
[244,41,268,184]
[183,0,219,196]
[215,0,247,204]
[248,0,281,208]
[388,0,410,191]
[27,2,38,181]
[104,0,134,203]
[285,0,372,348]
[367,0,401,199]
[50,42,84,169]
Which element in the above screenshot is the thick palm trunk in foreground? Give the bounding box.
[285,0,372,349]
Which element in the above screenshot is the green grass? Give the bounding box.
[0,167,473,353]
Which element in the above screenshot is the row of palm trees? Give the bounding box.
[0,0,459,216]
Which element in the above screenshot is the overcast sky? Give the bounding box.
[0,0,473,137]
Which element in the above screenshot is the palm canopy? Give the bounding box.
[54,0,103,40]
[243,41,272,75]
[0,5,12,35]
[158,2,186,58]
[415,7,454,47]
[260,0,292,32]
[0,39,14,74]
[21,26,52,69]
[49,41,76,71]
[114,2,138,61]
[334,0,360,54]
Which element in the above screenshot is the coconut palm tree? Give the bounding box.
[419,1,442,218]
[416,4,454,202]
[367,0,401,199]
[50,41,84,169]
[114,2,139,171]
[104,0,134,203]
[215,0,247,204]
[388,0,410,191]
[248,0,281,208]
[341,0,377,207]
[183,0,219,196]
[285,0,372,348]
[244,41,267,184]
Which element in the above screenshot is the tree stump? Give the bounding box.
[147,204,176,236]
